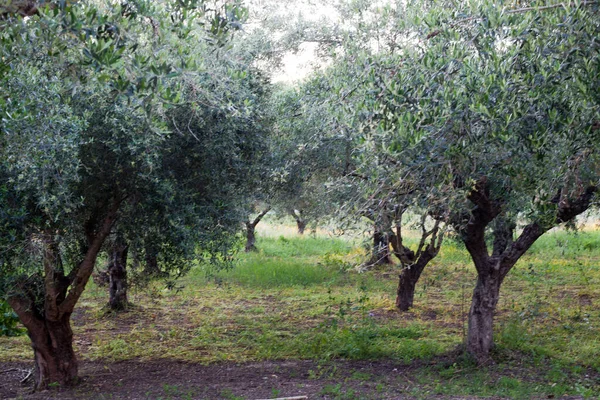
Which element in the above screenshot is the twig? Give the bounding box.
[20,369,33,384]
[254,396,308,400]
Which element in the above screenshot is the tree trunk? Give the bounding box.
[144,244,160,277]
[245,222,257,252]
[29,316,78,389]
[396,262,425,311]
[457,180,596,363]
[7,200,120,390]
[7,297,78,390]
[296,219,306,235]
[245,207,270,252]
[108,239,129,311]
[290,209,307,235]
[368,229,392,266]
[466,271,502,363]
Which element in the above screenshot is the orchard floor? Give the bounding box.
[3,229,600,399]
[0,358,594,400]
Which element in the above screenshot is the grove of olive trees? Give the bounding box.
[1,0,599,395]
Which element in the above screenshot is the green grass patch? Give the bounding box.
[3,225,600,397]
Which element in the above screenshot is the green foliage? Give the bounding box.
[0,300,23,337]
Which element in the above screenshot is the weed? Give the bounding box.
[220,388,244,400]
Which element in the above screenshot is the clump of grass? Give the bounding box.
[205,256,345,288]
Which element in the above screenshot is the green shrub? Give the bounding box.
[0,300,24,336]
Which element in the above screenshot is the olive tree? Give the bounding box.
[359,0,600,361]
[0,0,256,388]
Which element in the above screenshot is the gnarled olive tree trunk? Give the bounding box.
[7,204,118,389]
[7,304,78,388]
[289,209,307,235]
[368,228,393,266]
[460,181,596,363]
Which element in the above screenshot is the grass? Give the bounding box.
[2,224,600,397]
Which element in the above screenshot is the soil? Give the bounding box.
[0,359,496,400]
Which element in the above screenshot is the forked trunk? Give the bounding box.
[466,272,502,362]
[458,180,596,363]
[245,207,270,252]
[290,209,307,235]
[7,200,120,390]
[245,222,257,252]
[108,240,129,311]
[8,295,79,391]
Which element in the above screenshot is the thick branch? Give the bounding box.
[59,198,120,315]
[460,178,501,273]
[43,235,62,321]
[557,186,597,223]
[249,207,271,229]
[7,294,44,334]
[499,185,597,276]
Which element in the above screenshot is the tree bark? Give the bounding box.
[245,222,257,252]
[245,207,270,252]
[26,313,77,389]
[368,228,393,266]
[466,270,502,363]
[108,238,129,311]
[396,262,425,311]
[458,180,596,362]
[144,244,160,277]
[392,216,443,311]
[296,219,306,235]
[7,199,119,390]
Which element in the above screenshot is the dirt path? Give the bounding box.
[0,359,493,400]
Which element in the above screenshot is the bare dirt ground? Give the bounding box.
[0,359,505,400]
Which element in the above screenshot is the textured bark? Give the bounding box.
[392,216,443,311]
[245,222,257,252]
[466,271,502,362]
[108,239,129,311]
[396,266,419,311]
[26,314,77,389]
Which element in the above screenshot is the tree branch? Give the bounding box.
[249,206,271,228]
[59,197,121,315]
